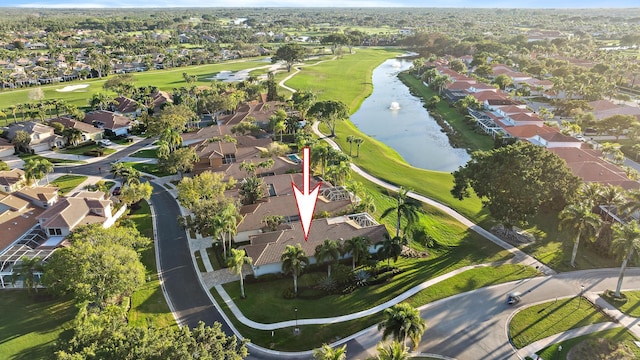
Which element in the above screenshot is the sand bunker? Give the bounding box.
[56,84,89,92]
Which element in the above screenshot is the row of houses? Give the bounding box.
[433,63,640,191]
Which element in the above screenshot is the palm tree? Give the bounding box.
[381,187,421,238]
[11,256,43,294]
[622,189,640,222]
[281,244,309,294]
[343,236,370,269]
[313,344,347,360]
[227,248,252,298]
[314,239,341,278]
[378,303,426,351]
[378,233,406,267]
[354,137,364,157]
[311,142,331,178]
[160,127,183,153]
[559,204,602,268]
[579,182,603,208]
[346,135,355,156]
[63,127,83,147]
[375,341,410,360]
[326,160,351,186]
[600,185,625,221]
[220,202,240,257]
[611,222,640,298]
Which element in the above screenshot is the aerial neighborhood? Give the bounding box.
[1,5,640,360]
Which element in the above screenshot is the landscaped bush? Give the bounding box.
[315,276,337,293]
[354,269,371,287]
[83,148,105,157]
[282,287,297,299]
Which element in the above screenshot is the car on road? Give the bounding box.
[575,135,586,142]
[98,139,113,146]
[507,292,521,305]
[112,186,121,196]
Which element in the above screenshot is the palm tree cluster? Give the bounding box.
[311,142,352,186]
[23,158,54,185]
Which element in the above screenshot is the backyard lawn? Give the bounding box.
[533,328,640,360]
[0,292,77,360]
[50,175,87,195]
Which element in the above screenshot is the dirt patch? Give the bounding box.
[567,337,636,360]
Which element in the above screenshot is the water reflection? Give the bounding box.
[350,58,471,172]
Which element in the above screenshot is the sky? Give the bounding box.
[3,0,640,8]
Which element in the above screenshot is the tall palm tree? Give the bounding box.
[378,303,427,351]
[346,135,355,156]
[600,185,625,221]
[63,127,83,147]
[314,239,342,278]
[313,344,347,360]
[611,222,640,298]
[375,341,410,360]
[220,202,240,257]
[559,204,602,268]
[160,127,183,153]
[281,244,309,294]
[311,142,331,178]
[227,248,252,298]
[11,256,43,294]
[381,187,421,238]
[343,236,370,269]
[378,233,406,267]
[354,137,364,157]
[622,189,640,222]
[579,182,603,208]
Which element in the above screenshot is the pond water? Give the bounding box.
[350,58,471,172]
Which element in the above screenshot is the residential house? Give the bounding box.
[245,215,387,276]
[15,186,59,208]
[0,137,14,157]
[4,121,64,152]
[150,90,173,113]
[112,96,141,118]
[36,190,120,238]
[84,110,132,136]
[588,100,640,122]
[49,117,104,144]
[528,131,583,149]
[0,192,42,253]
[0,169,26,193]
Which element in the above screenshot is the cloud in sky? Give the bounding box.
[10,0,640,7]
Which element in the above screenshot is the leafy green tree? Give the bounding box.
[227,248,253,298]
[598,114,639,141]
[272,43,306,72]
[378,303,427,351]
[11,130,31,153]
[177,171,236,210]
[314,239,342,278]
[426,95,440,110]
[611,222,640,298]
[0,160,10,171]
[559,204,602,268]
[103,73,135,97]
[381,187,421,238]
[313,344,347,360]
[63,127,84,147]
[11,256,43,294]
[378,234,406,267]
[262,215,285,232]
[492,74,513,90]
[43,225,148,307]
[281,244,309,294]
[146,104,195,136]
[375,341,410,360]
[309,100,350,137]
[239,176,265,205]
[343,236,371,269]
[120,181,153,206]
[158,147,199,176]
[452,142,581,229]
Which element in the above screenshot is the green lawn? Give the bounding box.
[127,200,176,329]
[18,153,85,164]
[194,250,206,272]
[50,174,87,195]
[58,143,116,156]
[130,148,158,158]
[534,328,640,360]
[288,48,488,224]
[214,264,536,351]
[0,292,77,360]
[0,58,271,121]
[509,297,610,349]
[602,290,640,317]
[122,161,172,177]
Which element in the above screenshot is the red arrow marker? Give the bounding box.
[292,147,321,241]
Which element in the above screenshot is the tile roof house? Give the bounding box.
[150,90,173,113]
[0,137,14,158]
[15,186,59,208]
[36,190,117,238]
[245,215,388,276]
[529,131,583,148]
[112,96,141,118]
[49,117,104,144]
[4,121,64,153]
[588,100,640,121]
[84,110,132,136]
[0,193,42,252]
[0,169,26,193]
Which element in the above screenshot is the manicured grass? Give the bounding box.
[127,200,176,329]
[50,174,87,195]
[58,143,116,156]
[206,246,223,270]
[18,153,85,164]
[122,161,172,177]
[602,290,640,317]
[0,291,77,360]
[194,250,206,272]
[509,297,610,349]
[213,264,536,351]
[0,58,270,117]
[286,47,486,222]
[534,328,640,360]
[130,148,158,158]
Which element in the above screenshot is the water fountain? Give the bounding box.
[389,101,400,110]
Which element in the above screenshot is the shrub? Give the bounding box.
[354,269,371,287]
[315,276,337,293]
[282,287,297,299]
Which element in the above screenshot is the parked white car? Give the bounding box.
[98,139,113,146]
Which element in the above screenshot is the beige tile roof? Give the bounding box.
[0,194,30,211]
[0,203,42,251]
[0,137,13,150]
[15,186,58,203]
[245,217,388,267]
[0,169,25,187]
[84,110,131,130]
[50,117,102,135]
[37,191,111,230]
